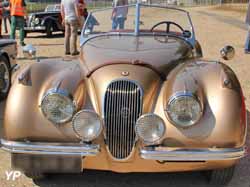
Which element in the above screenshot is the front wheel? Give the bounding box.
[0,55,11,100]
[205,166,235,185]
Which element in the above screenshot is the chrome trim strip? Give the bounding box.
[24,26,46,31]
[1,139,100,156]
[140,147,247,161]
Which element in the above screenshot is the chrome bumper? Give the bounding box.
[140,147,247,161]
[1,139,99,156]
[24,26,46,31]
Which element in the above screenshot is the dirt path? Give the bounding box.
[0,6,249,187]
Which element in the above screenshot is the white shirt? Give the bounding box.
[61,0,78,21]
[113,0,128,18]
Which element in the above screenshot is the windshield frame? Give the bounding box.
[80,3,196,48]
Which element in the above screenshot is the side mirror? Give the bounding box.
[23,44,36,59]
[220,45,235,61]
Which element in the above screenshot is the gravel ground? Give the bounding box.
[0,6,249,187]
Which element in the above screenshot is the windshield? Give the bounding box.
[81,3,195,46]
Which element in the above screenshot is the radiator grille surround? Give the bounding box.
[104,80,143,159]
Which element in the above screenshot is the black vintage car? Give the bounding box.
[0,39,17,99]
[25,4,64,37]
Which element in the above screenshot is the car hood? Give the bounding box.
[81,35,193,75]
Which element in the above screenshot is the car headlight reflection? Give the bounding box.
[72,110,103,142]
[41,90,75,124]
[166,92,202,128]
[34,18,40,25]
[135,114,166,145]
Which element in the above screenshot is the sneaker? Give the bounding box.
[65,52,71,55]
[20,42,26,47]
[71,51,80,56]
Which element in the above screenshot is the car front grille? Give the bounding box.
[104,80,143,159]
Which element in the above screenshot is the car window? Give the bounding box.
[140,6,191,33]
[81,4,194,45]
[83,5,136,35]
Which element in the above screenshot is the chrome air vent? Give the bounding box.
[104,80,143,159]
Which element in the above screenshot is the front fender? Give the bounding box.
[4,60,86,142]
[154,60,246,148]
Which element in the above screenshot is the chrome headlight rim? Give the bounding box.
[41,89,76,124]
[34,17,40,25]
[166,92,203,128]
[135,113,166,145]
[72,110,103,142]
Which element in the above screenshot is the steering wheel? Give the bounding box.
[150,21,184,33]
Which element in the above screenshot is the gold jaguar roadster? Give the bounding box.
[1,3,247,185]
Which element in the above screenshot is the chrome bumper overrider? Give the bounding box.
[1,139,99,156]
[140,147,247,161]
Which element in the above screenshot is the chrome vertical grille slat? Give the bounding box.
[104,80,143,159]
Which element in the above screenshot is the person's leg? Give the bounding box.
[17,17,25,46]
[118,18,125,30]
[10,16,16,40]
[79,16,85,29]
[64,21,71,54]
[3,17,7,33]
[112,18,118,30]
[8,16,11,25]
[0,19,2,37]
[245,26,250,53]
[70,20,78,55]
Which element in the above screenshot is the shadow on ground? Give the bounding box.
[34,170,212,187]
[17,56,63,61]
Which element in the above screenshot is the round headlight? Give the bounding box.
[72,110,102,142]
[166,92,202,128]
[34,18,40,25]
[41,90,75,124]
[135,114,166,145]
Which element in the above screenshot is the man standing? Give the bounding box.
[0,2,3,38]
[61,0,80,56]
[111,0,128,30]
[3,0,11,34]
[9,0,26,46]
[245,1,250,53]
[78,0,86,29]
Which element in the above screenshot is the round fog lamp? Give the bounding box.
[135,114,166,144]
[72,110,102,142]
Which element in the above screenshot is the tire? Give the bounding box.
[0,55,11,100]
[24,172,46,180]
[45,21,53,37]
[205,166,235,185]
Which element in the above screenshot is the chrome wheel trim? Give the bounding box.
[0,61,10,94]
